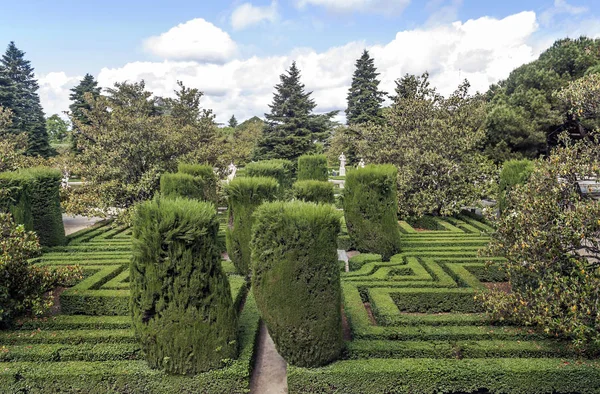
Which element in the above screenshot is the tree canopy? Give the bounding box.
[346,50,386,125]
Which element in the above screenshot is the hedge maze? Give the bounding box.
[289,215,600,393]
[0,218,260,393]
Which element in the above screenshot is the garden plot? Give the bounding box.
[0,219,260,393]
[291,216,600,393]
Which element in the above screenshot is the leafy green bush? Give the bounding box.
[176,163,218,204]
[348,253,381,271]
[343,164,401,260]
[0,213,81,326]
[292,180,334,204]
[297,154,328,181]
[498,159,534,213]
[225,177,279,276]
[0,167,66,246]
[131,196,237,374]
[244,159,294,191]
[160,172,204,200]
[251,201,343,367]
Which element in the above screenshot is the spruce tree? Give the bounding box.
[228,114,238,128]
[0,42,51,156]
[68,73,101,152]
[254,62,336,161]
[345,50,386,125]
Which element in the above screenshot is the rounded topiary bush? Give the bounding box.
[0,167,65,246]
[297,154,328,181]
[498,159,534,214]
[130,196,237,375]
[244,159,294,191]
[292,180,335,204]
[225,176,279,276]
[160,172,203,200]
[343,164,401,260]
[251,201,343,367]
[177,163,218,204]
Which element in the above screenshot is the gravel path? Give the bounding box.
[250,322,288,394]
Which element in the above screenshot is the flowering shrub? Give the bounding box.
[0,213,82,325]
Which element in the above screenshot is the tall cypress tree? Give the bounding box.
[0,42,51,156]
[228,114,238,128]
[69,74,101,152]
[345,50,386,125]
[254,62,336,161]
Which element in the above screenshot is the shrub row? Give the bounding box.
[292,180,335,204]
[159,163,218,204]
[244,159,294,191]
[297,154,328,181]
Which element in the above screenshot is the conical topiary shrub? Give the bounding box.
[225,176,279,276]
[252,201,343,367]
[130,196,237,375]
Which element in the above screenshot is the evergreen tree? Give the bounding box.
[68,73,101,152]
[345,50,386,125]
[0,42,51,156]
[254,62,336,161]
[228,114,238,128]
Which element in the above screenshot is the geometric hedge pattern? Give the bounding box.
[0,218,260,393]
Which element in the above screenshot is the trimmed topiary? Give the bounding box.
[293,180,335,204]
[343,164,401,260]
[0,167,65,246]
[498,159,534,213]
[130,196,237,375]
[177,163,218,204]
[297,154,328,181]
[225,177,279,276]
[244,159,294,191]
[251,201,343,367]
[160,172,203,200]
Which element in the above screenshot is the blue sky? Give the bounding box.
[0,0,598,122]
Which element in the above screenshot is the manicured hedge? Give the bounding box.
[498,159,534,213]
[251,201,343,367]
[159,172,204,200]
[177,163,218,204]
[0,167,65,246]
[297,154,328,181]
[244,159,294,191]
[292,180,335,204]
[131,196,237,374]
[225,177,279,276]
[348,253,382,272]
[343,164,401,260]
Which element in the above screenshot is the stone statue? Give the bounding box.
[358,159,365,168]
[226,163,237,183]
[339,152,346,177]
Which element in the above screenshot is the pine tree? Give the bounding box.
[228,114,238,128]
[68,74,101,152]
[345,50,386,125]
[0,42,51,156]
[254,62,336,161]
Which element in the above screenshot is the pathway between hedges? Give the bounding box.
[250,322,288,394]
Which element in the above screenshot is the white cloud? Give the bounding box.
[39,11,600,125]
[38,72,82,119]
[295,0,410,14]
[143,18,237,63]
[539,0,587,26]
[425,0,463,26]
[231,1,278,30]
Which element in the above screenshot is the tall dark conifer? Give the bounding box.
[0,42,51,156]
[228,115,238,128]
[254,62,336,161]
[69,73,101,152]
[345,50,386,125]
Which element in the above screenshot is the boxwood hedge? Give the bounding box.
[292,180,335,204]
[297,154,328,181]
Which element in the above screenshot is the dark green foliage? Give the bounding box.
[159,172,203,200]
[292,180,334,204]
[254,62,337,161]
[0,42,51,156]
[348,253,381,272]
[407,216,445,231]
[177,163,218,204]
[69,73,101,152]
[0,167,65,246]
[346,50,386,125]
[297,154,328,181]
[343,164,401,260]
[130,196,237,375]
[391,290,481,313]
[228,115,238,128]
[244,159,294,190]
[498,159,535,213]
[225,176,278,276]
[252,201,343,367]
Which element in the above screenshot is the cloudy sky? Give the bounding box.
[1,0,599,124]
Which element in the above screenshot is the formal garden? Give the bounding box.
[1,37,600,393]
